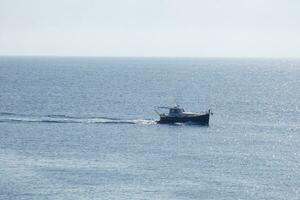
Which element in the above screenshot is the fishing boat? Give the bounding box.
[155,104,211,125]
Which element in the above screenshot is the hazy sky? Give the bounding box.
[1,0,300,57]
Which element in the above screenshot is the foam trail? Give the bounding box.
[0,112,156,125]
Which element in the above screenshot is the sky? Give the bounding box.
[0,0,300,57]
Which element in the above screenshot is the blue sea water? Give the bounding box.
[0,57,299,200]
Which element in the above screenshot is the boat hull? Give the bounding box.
[157,113,210,125]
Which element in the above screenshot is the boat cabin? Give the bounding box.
[168,107,185,117]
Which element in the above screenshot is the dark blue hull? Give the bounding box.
[158,113,210,125]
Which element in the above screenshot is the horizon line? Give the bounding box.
[1,55,300,60]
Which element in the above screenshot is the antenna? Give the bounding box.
[172,98,179,107]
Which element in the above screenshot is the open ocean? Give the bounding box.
[0,57,299,200]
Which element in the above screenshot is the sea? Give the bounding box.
[0,57,299,200]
